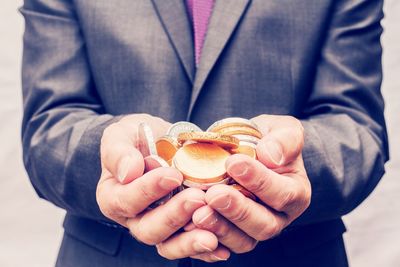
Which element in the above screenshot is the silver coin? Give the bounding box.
[174,185,185,194]
[182,177,231,190]
[167,121,202,138]
[232,134,260,145]
[149,179,182,209]
[144,155,169,172]
[138,123,158,157]
[206,117,259,132]
[149,192,174,209]
[238,141,258,148]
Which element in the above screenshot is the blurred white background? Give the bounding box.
[0,1,399,266]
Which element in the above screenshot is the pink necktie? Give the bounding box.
[186,0,215,66]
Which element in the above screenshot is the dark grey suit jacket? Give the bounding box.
[21,0,388,266]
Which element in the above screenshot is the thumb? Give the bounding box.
[115,148,145,184]
[252,115,304,168]
[101,121,144,184]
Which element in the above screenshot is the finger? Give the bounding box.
[156,229,218,260]
[184,222,197,232]
[127,188,206,245]
[251,115,304,167]
[97,167,183,222]
[101,121,144,184]
[193,205,258,254]
[190,245,231,262]
[101,114,171,184]
[226,154,311,217]
[205,184,287,241]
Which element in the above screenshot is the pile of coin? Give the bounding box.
[138,118,262,206]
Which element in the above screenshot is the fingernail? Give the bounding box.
[211,254,228,261]
[265,140,283,165]
[193,242,213,253]
[209,194,231,210]
[197,211,218,226]
[183,199,205,212]
[228,162,248,177]
[117,156,132,182]
[158,176,182,190]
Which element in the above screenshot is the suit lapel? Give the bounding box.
[151,0,195,83]
[188,0,251,118]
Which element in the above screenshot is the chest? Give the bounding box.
[72,0,333,121]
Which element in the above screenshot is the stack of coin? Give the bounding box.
[155,121,202,166]
[207,117,261,159]
[173,135,236,190]
[140,118,262,205]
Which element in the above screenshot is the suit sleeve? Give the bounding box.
[295,0,389,225]
[21,0,121,221]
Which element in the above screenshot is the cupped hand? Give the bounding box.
[96,114,226,261]
[191,115,311,254]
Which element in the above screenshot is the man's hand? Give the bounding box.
[96,114,224,261]
[190,115,311,255]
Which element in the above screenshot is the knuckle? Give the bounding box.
[98,201,118,220]
[164,212,184,229]
[276,181,311,217]
[134,226,157,246]
[256,219,281,241]
[113,192,135,217]
[98,204,114,220]
[233,237,258,254]
[97,199,114,219]
[274,186,298,212]
[139,184,159,203]
[230,202,251,224]
[245,172,271,195]
[214,222,230,238]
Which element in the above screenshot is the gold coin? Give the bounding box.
[238,140,257,148]
[177,132,239,149]
[211,125,263,139]
[173,143,230,183]
[230,184,256,201]
[156,136,179,162]
[230,145,257,159]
